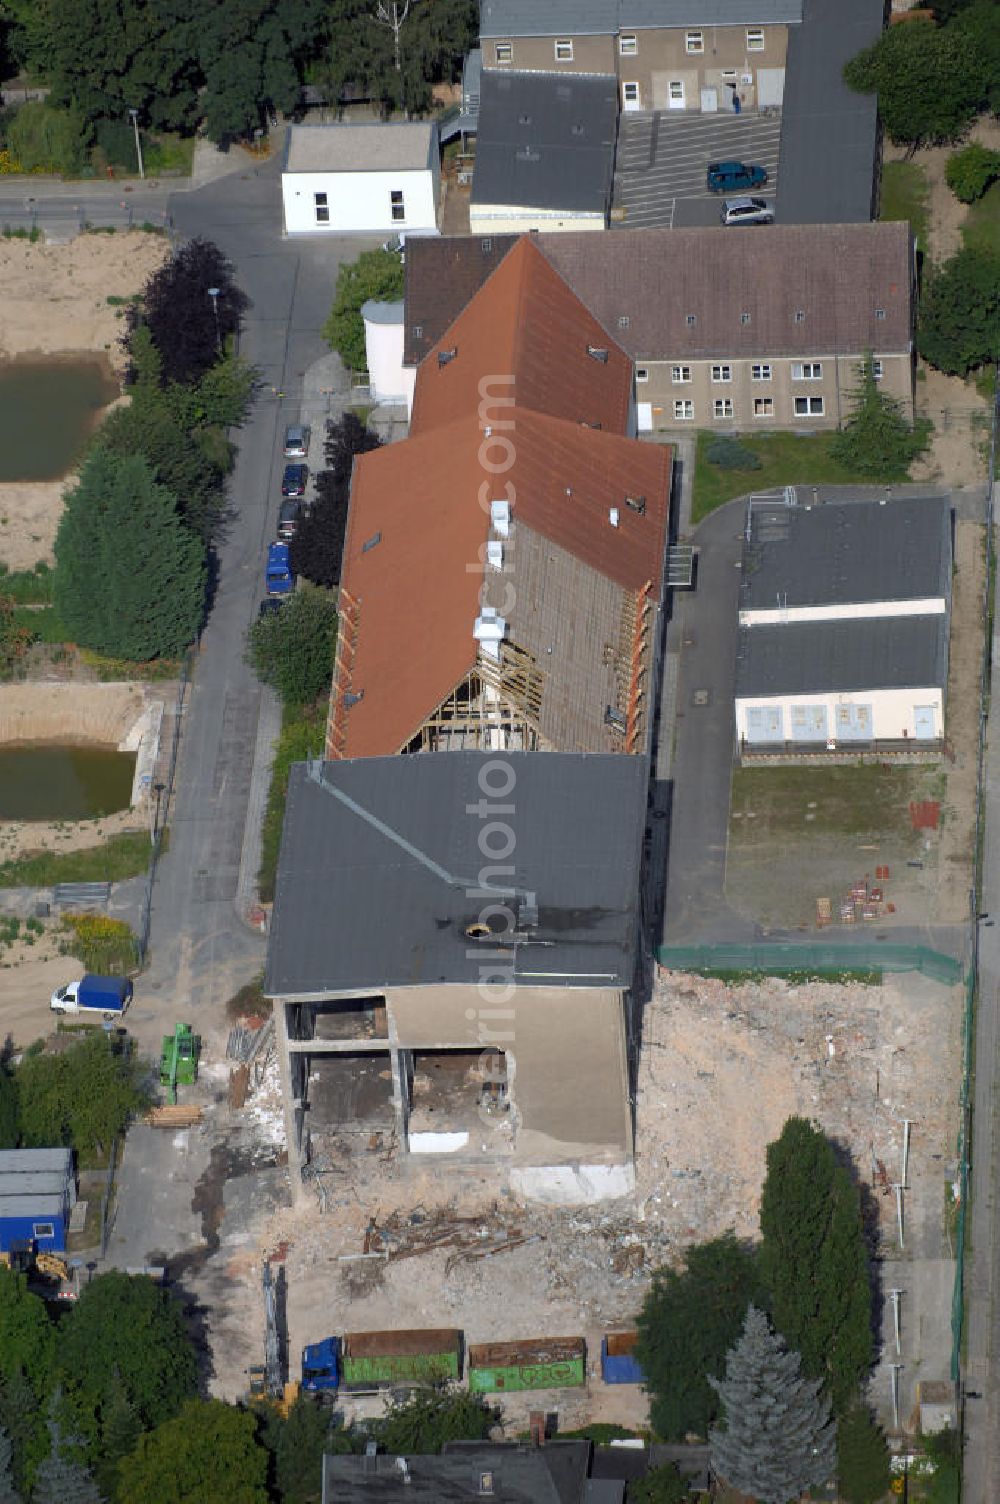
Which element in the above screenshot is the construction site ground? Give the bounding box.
[153,961,962,1440]
[725,517,983,933]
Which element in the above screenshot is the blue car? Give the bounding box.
[707,160,768,193]
[265,541,295,597]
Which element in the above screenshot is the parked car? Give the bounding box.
[283,424,310,459]
[707,160,768,193]
[281,463,308,498]
[720,196,774,226]
[278,498,301,540]
[265,541,295,596]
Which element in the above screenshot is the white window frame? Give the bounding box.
[713,398,734,419]
[494,40,512,63]
[794,396,825,417]
[390,188,405,223]
[791,361,823,380]
[872,359,884,381]
[751,363,772,382]
[619,33,637,55]
[753,396,774,418]
[313,191,329,225]
[673,399,694,421]
[554,38,574,61]
[33,1222,55,1238]
[746,27,765,51]
[711,364,732,384]
[636,366,649,383]
[671,364,691,384]
[686,29,704,53]
[622,81,640,105]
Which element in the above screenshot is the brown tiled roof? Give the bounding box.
[410,236,632,438]
[403,234,518,367]
[538,222,913,359]
[329,411,671,759]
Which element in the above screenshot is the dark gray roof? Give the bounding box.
[775,0,883,225]
[480,0,801,36]
[735,614,950,698]
[266,753,646,998]
[322,1445,588,1502]
[446,1441,590,1504]
[742,495,951,612]
[472,72,618,214]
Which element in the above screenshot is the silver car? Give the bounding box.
[283,423,310,458]
[721,196,774,226]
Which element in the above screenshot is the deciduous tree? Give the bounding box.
[245,585,338,709]
[918,245,1000,376]
[0,1369,48,1495]
[758,1117,873,1412]
[709,1305,836,1504]
[0,1421,22,1504]
[16,1033,148,1164]
[127,238,248,389]
[255,1394,349,1502]
[321,249,404,372]
[375,1386,498,1454]
[31,1395,102,1504]
[635,1234,762,1441]
[58,1273,198,1444]
[844,20,987,148]
[198,0,326,145]
[945,142,1000,203]
[0,1270,56,1396]
[628,1462,693,1503]
[290,414,382,589]
[117,1399,269,1504]
[54,449,205,660]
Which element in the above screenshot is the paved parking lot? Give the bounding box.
[612,111,782,230]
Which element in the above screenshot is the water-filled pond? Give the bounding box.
[0,356,119,481]
[0,744,135,821]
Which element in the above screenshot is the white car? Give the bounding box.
[721,196,774,226]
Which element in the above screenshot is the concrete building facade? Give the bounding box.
[281,124,440,236]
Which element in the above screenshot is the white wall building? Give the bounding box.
[734,493,951,756]
[281,123,440,236]
[361,300,416,408]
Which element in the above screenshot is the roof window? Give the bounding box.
[362,531,381,553]
[625,494,646,515]
[438,347,458,366]
[618,315,630,329]
[587,344,609,363]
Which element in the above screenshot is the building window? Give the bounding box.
[618,315,630,329]
[620,33,637,55]
[794,396,825,416]
[746,27,765,50]
[793,309,806,323]
[555,38,573,61]
[390,189,405,222]
[791,361,823,380]
[636,366,649,383]
[33,1222,55,1238]
[313,192,329,225]
[740,312,751,325]
[671,364,691,383]
[711,364,732,383]
[686,30,704,53]
[713,398,734,419]
[754,396,774,417]
[495,41,512,63]
[674,399,694,420]
[875,307,886,320]
[685,313,696,327]
[872,359,884,381]
[751,363,772,381]
[623,81,640,105]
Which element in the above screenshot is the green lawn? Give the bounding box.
[880,159,930,250]
[141,133,195,176]
[0,563,53,604]
[258,701,327,903]
[12,604,69,643]
[0,831,155,888]
[730,764,940,844]
[961,176,1000,256]
[691,430,862,523]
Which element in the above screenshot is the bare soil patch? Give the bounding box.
[0,952,83,1050]
[885,117,1000,265]
[0,233,170,569]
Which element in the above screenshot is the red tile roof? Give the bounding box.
[410,236,632,438]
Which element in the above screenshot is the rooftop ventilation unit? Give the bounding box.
[587,345,609,363]
[474,608,506,661]
[479,1471,496,1496]
[625,494,646,515]
[438,347,458,367]
[609,507,620,527]
[487,540,503,570]
[490,498,511,537]
[344,690,365,708]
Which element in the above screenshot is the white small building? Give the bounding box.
[361,300,416,409]
[281,123,440,237]
[734,493,951,756]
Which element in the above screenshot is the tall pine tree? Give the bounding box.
[759,1117,873,1410]
[0,1422,22,1504]
[32,1394,103,1504]
[709,1305,836,1504]
[54,449,205,662]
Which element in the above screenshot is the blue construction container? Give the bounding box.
[601,1332,646,1385]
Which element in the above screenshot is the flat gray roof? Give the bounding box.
[285,123,435,174]
[742,495,951,612]
[0,1149,72,1176]
[0,1194,66,1220]
[472,72,618,213]
[480,0,800,36]
[266,752,647,997]
[735,613,950,698]
[776,0,883,225]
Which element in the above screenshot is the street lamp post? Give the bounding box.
[207,287,221,353]
[128,109,144,180]
[150,781,165,845]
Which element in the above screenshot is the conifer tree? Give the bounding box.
[709,1305,836,1504]
[0,1422,22,1504]
[32,1393,103,1504]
